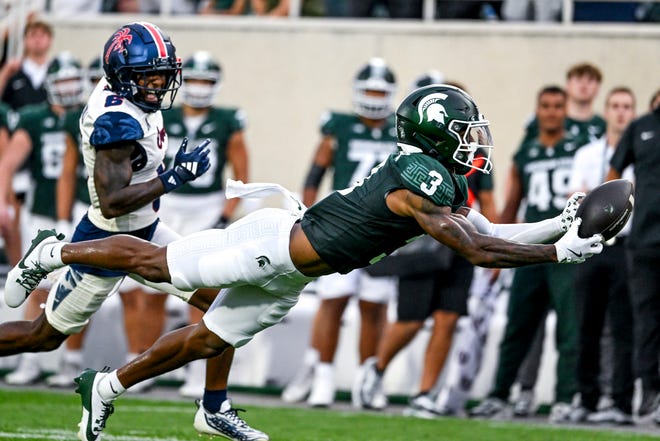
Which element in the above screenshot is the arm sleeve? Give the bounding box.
[466,208,562,244]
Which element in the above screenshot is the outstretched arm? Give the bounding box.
[459,192,584,244]
[386,189,600,268]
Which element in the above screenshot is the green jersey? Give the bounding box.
[62,107,90,205]
[0,102,11,130]
[523,115,606,144]
[321,111,398,190]
[301,151,468,274]
[514,134,587,223]
[163,106,246,195]
[15,103,71,218]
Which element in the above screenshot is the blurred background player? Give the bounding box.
[159,50,249,398]
[281,57,398,408]
[509,62,605,415]
[469,85,587,422]
[356,74,497,417]
[0,52,86,385]
[44,56,102,388]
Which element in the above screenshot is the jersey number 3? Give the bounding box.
[420,170,443,196]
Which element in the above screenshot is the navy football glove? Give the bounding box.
[159,138,211,193]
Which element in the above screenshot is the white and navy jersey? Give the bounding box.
[80,78,168,232]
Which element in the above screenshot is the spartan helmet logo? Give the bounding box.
[417,92,449,125]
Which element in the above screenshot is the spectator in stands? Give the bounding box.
[435,1,501,19]
[469,85,586,423]
[501,0,561,21]
[250,0,324,16]
[281,58,399,409]
[199,0,249,15]
[608,88,660,425]
[346,0,422,18]
[567,86,636,425]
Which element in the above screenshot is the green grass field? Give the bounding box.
[0,388,658,441]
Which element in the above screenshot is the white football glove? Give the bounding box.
[554,192,586,233]
[554,218,604,264]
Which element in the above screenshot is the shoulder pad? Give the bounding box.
[320,111,352,136]
[392,152,456,207]
[90,111,144,147]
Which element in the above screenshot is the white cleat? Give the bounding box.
[193,399,269,441]
[5,229,64,308]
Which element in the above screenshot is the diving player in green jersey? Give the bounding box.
[7,84,604,439]
[0,52,86,385]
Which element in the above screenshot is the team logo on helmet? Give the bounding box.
[417,92,449,125]
[104,28,132,64]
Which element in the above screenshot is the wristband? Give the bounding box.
[159,168,185,193]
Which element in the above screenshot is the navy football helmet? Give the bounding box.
[45,51,85,108]
[181,51,222,108]
[103,22,182,112]
[396,84,494,175]
[352,57,396,120]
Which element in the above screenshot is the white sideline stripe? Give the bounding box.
[0,430,186,441]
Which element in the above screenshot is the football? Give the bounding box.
[576,179,634,240]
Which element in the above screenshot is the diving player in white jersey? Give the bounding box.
[0,22,268,441]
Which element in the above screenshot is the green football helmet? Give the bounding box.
[45,51,85,108]
[352,57,397,120]
[396,84,493,175]
[181,51,222,108]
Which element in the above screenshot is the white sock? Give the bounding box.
[39,243,65,270]
[97,370,125,402]
[304,348,320,367]
[315,362,334,380]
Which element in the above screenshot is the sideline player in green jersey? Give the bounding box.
[6,84,603,440]
[0,52,86,385]
[522,62,606,144]
[470,85,589,422]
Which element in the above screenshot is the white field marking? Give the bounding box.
[0,428,189,440]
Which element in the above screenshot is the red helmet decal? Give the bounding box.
[104,27,133,64]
